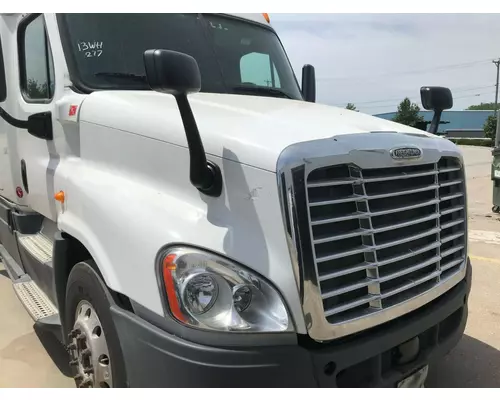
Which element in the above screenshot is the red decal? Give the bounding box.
[16,187,23,198]
[69,105,78,116]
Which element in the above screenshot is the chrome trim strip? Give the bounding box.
[276,131,468,342]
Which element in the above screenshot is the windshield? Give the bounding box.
[58,13,303,100]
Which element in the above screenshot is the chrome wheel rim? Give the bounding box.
[68,300,112,388]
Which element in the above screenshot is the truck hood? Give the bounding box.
[79,91,435,172]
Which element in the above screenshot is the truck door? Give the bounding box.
[14,14,59,219]
[0,26,20,203]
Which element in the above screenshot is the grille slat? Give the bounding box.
[379,255,441,283]
[441,231,465,244]
[441,192,464,202]
[321,279,372,299]
[439,167,461,173]
[316,245,374,263]
[306,156,466,327]
[311,213,364,225]
[324,295,374,317]
[375,227,439,250]
[318,262,373,281]
[377,241,441,267]
[363,169,437,183]
[310,195,363,207]
[366,184,439,200]
[308,178,361,188]
[314,228,368,244]
[441,219,465,230]
[369,198,439,217]
[440,205,464,215]
[372,213,439,234]
[441,257,465,272]
[440,179,463,187]
[440,245,465,258]
[380,270,441,299]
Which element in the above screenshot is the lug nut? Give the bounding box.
[81,349,91,357]
[79,378,93,388]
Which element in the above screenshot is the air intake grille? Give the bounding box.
[306,157,466,324]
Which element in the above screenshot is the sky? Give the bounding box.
[270,13,500,115]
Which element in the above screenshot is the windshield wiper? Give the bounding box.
[94,72,147,82]
[232,85,292,99]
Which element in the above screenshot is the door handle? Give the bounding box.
[21,159,29,194]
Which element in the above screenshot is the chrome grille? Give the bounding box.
[306,157,466,325]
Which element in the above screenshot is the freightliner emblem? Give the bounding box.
[390,146,422,160]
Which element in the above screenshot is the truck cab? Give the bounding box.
[0,13,471,388]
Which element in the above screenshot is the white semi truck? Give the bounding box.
[0,13,471,388]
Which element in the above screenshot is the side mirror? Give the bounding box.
[302,64,316,103]
[144,49,201,96]
[420,86,453,135]
[143,49,222,197]
[0,108,52,140]
[27,112,53,140]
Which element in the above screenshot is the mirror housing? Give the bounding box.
[420,86,453,135]
[420,86,453,111]
[302,64,316,103]
[27,112,53,140]
[144,49,201,95]
[144,49,222,197]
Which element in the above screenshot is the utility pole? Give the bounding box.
[494,58,500,112]
[494,59,500,147]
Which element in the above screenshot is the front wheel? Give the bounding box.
[65,261,127,388]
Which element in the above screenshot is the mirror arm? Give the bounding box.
[175,94,222,197]
[0,107,28,129]
[428,109,442,135]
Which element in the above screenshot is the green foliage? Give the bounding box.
[466,102,497,111]
[26,78,49,99]
[392,98,424,128]
[448,138,493,147]
[483,114,498,140]
[345,103,357,111]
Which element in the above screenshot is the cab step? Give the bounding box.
[12,279,59,322]
[18,232,53,264]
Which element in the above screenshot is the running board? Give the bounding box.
[12,279,59,323]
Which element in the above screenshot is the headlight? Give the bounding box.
[159,246,292,332]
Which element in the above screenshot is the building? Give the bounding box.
[374,110,495,137]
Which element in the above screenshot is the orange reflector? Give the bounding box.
[263,13,270,23]
[162,254,186,322]
[54,190,65,203]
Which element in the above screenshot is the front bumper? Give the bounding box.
[111,258,472,388]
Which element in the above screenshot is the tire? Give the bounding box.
[65,260,127,388]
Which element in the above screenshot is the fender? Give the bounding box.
[51,126,306,333]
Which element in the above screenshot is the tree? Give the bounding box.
[345,103,357,111]
[26,78,49,99]
[484,114,498,140]
[392,97,424,128]
[467,102,497,111]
